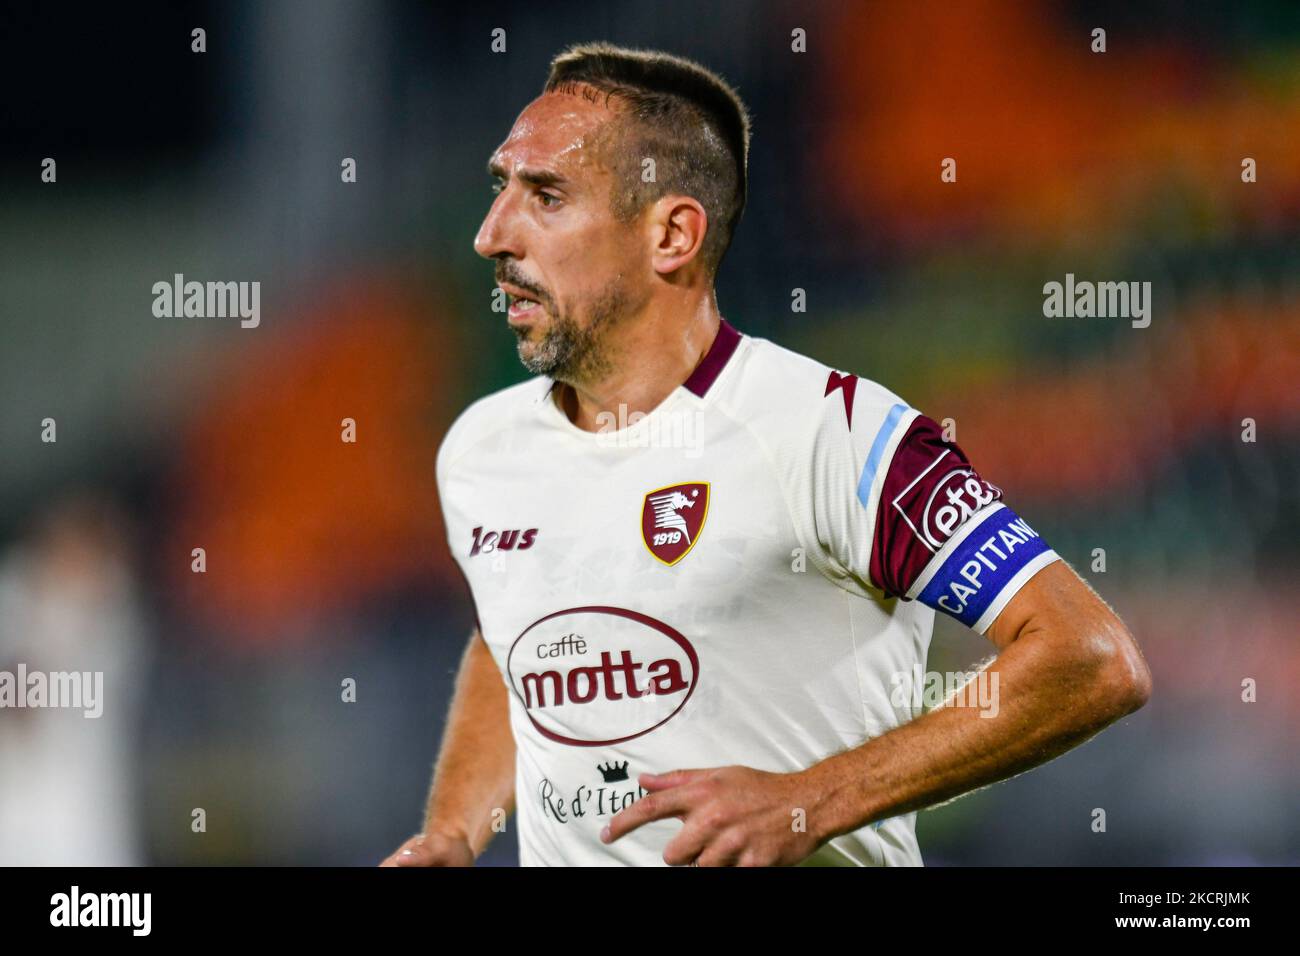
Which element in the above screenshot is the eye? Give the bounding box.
[490,180,505,195]
[538,192,558,208]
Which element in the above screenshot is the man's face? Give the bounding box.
[475,91,649,381]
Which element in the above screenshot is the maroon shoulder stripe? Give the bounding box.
[682,318,742,397]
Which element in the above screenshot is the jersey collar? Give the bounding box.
[541,317,743,405]
[682,318,742,398]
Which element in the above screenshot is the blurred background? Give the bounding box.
[0,0,1296,865]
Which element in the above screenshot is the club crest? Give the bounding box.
[641,482,709,566]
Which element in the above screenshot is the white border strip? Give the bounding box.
[971,549,1062,634]
[904,502,1007,600]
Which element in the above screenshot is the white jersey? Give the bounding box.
[436,320,1060,866]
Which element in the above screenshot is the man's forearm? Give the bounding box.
[804,613,1150,843]
[423,629,517,856]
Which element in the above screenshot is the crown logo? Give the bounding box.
[597,760,629,783]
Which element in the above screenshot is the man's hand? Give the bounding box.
[379,828,475,867]
[600,766,824,866]
[389,630,516,867]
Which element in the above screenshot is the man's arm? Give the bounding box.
[803,558,1151,844]
[380,629,516,866]
[601,559,1151,865]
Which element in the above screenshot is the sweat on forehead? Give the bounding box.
[491,92,627,178]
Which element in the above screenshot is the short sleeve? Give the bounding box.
[435,411,481,634]
[808,380,1060,634]
[865,413,1061,633]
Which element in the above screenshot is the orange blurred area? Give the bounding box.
[165,277,461,643]
[818,0,1300,243]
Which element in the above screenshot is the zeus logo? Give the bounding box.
[470,526,538,557]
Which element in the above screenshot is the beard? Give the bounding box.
[511,277,637,382]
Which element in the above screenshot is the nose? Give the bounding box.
[473,186,521,261]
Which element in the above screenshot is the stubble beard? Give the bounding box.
[514,277,635,383]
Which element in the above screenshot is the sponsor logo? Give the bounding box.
[892,451,1001,552]
[506,606,699,747]
[597,760,629,783]
[640,482,709,566]
[539,773,648,824]
[469,525,537,557]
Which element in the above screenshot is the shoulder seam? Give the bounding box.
[439,380,548,476]
[710,393,880,600]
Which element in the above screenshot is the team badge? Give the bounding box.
[641,482,709,566]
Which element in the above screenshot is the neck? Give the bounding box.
[556,291,722,432]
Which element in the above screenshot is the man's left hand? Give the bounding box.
[600,765,828,866]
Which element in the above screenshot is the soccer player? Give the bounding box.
[381,43,1151,867]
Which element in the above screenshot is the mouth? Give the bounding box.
[508,296,542,321]
[499,282,545,322]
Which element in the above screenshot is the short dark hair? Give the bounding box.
[544,42,751,276]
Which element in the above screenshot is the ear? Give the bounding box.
[649,196,708,276]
